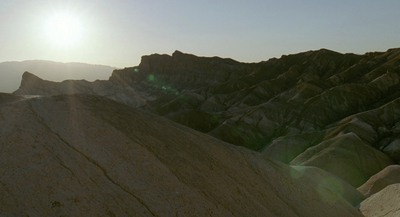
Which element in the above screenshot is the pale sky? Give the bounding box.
[1,0,399,68]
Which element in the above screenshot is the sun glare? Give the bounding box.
[45,13,82,46]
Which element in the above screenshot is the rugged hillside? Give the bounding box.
[13,48,400,188]
[0,93,363,216]
[14,49,400,150]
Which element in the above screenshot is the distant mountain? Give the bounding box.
[0,60,116,93]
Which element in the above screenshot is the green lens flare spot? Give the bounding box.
[134,68,139,72]
[290,166,305,179]
[317,177,344,204]
[148,74,155,81]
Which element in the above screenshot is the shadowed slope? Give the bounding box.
[0,94,362,216]
[0,93,21,104]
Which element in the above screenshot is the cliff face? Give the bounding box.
[138,50,254,85]
[109,50,255,91]
[12,48,400,188]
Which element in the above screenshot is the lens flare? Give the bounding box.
[317,177,344,204]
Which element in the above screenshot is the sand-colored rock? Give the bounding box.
[358,165,400,198]
[0,94,362,216]
[290,132,394,187]
[359,184,400,217]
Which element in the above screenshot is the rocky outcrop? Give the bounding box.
[359,184,400,217]
[358,165,400,198]
[0,94,363,216]
[13,71,146,107]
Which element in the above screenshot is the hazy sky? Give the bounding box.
[1,0,399,68]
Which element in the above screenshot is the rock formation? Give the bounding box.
[8,47,400,215]
[14,48,400,149]
[0,94,362,216]
[358,165,400,198]
[359,184,400,217]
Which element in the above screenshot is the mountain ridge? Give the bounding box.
[0,60,116,93]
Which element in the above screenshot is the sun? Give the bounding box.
[45,13,82,46]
